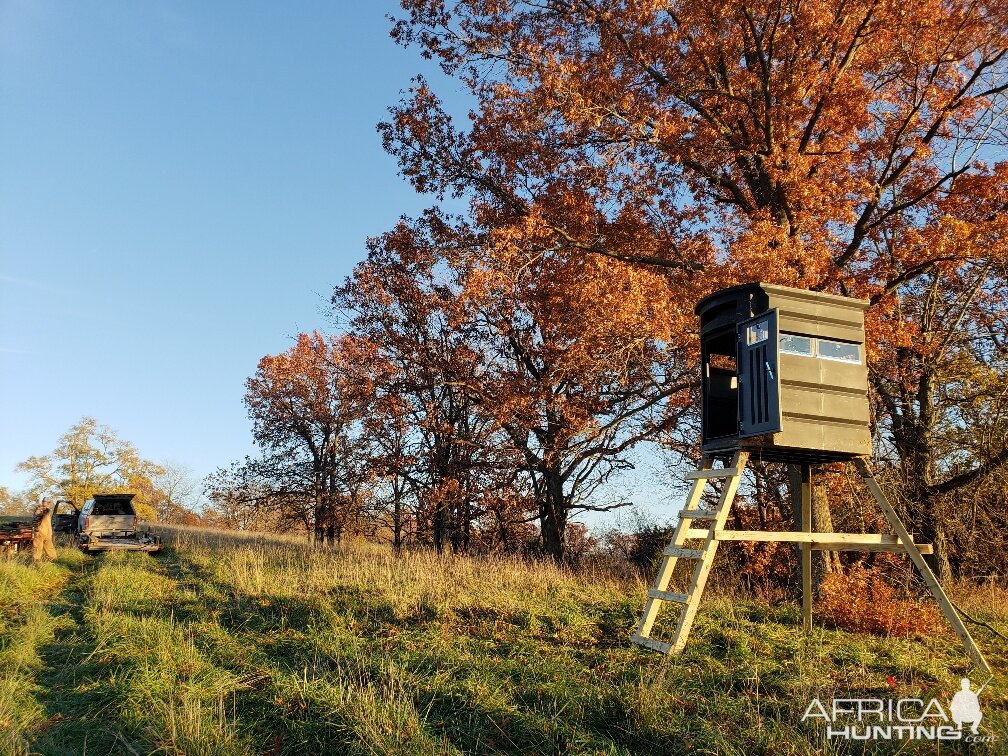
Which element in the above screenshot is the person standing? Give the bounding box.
[32,496,57,562]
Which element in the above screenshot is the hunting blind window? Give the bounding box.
[817,339,861,363]
[779,334,813,355]
[780,333,861,363]
[747,320,769,344]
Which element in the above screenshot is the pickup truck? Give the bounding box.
[78,493,161,553]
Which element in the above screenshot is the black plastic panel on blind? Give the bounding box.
[738,309,782,437]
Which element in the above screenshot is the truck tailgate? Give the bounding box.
[84,515,135,534]
[82,532,161,553]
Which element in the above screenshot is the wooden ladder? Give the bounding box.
[632,450,749,653]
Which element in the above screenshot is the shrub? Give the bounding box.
[599,510,677,575]
[818,561,944,637]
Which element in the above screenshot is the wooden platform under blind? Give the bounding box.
[632,453,990,677]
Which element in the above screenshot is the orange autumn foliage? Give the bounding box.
[388,0,1007,301]
[244,332,370,545]
[818,561,945,638]
[382,0,1008,569]
[334,217,692,560]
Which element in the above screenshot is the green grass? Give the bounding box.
[1,527,1005,755]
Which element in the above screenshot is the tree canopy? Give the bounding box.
[387,0,1007,293]
[374,0,1008,568]
[17,417,165,519]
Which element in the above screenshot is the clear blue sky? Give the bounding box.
[0,1,468,491]
[0,1,675,520]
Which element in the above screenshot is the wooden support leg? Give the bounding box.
[801,464,813,633]
[855,459,990,677]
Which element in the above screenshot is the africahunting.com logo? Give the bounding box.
[802,677,994,743]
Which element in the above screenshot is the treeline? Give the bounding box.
[207,247,689,561]
[221,0,1008,573]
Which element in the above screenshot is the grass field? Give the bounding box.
[1,527,1005,755]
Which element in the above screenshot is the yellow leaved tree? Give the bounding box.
[17,416,164,520]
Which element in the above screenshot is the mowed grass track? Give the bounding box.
[0,528,1005,755]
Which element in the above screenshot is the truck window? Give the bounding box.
[93,500,134,516]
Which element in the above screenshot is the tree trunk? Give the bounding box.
[539,464,567,562]
[902,370,952,579]
[392,485,404,553]
[432,503,446,553]
[920,489,952,580]
[811,477,841,590]
[448,490,467,554]
[313,498,325,547]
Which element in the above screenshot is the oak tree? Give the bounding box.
[384,0,1008,572]
[244,332,370,545]
[334,242,527,554]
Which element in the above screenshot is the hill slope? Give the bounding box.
[1,529,1005,755]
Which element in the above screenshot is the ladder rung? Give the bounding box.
[648,589,690,604]
[631,634,671,653]
[685,528,716,539]
[679,509,719,521]
[685,468,739,480]
[664,546,704,559]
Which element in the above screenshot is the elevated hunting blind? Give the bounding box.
[696,283,870,462]
[632,283,991,676]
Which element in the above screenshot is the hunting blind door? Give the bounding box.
[738,309,781,438]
